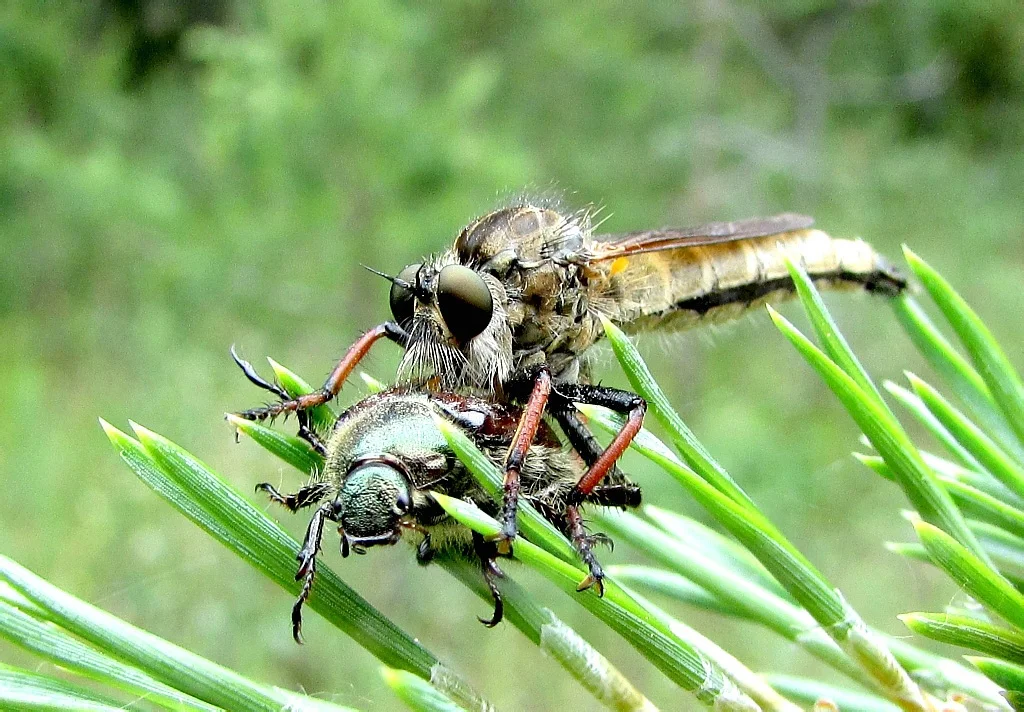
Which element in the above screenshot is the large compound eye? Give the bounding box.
[389,263,421,324]
[436,265,493,343]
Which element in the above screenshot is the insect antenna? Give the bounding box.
[361,264,411,289]
[362,263,433,302]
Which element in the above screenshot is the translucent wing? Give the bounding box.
[587,213,815,260]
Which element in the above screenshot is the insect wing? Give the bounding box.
[585,212,815,261]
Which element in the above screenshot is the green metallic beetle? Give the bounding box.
[232,349,641,642]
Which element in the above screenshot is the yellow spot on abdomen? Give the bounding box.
[610,256,629,276]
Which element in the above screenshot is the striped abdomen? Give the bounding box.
[599,229,906,333]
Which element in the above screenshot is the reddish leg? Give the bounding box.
[495,366,552,553]
[565,504,606,595]
[551,383,647,594]
[550,382,646,502]
[571,401,645,500]
[235,322,407,422]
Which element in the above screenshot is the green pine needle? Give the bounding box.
[900,612,1024,665]
[904,248,1024,451]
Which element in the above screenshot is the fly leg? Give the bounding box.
[494,365,552,554]
[551,406,626,485]
[587,483,643,509]
[292,501,336,643]
[256,481,331,512]
[229,346,327,455]
[549,384,646,594]
[563,504,607,595]
[551,408,644,511]
[473,532,504,627]
[233,322,408,424]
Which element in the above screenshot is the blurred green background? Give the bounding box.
[2,1,1023,709]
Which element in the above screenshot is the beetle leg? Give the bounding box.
[493,365,552,554]
[473,532,504,627]
[256,481,331,512]
[400,521,435,566]
[416,535,435,565]
[291,501,335,643]
[233,322,408,423]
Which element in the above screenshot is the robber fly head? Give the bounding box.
[381,258,514,390]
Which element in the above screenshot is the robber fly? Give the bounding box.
[234,202,907,590]
[232,352,641,641]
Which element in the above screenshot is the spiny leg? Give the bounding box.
[551,405,626,485]
[256,481,331,512]
[551,383,646,503]
[530,495,611,596]
[229,346,327,455]
[473,532,504,627]
[564,504,607,596]
[234,322,408,423]
[495,365,552,553]
[291,501,335,643]
[550,383,646,594]
[588,483,642,510]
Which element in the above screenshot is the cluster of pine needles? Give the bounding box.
[3,248,1024,711]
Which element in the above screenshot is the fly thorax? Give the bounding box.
[455,205,564,267]
[451,203,599,380]
[509,260,594,377]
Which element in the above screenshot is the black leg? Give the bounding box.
[256,481,332,512]
[551,406,625,485]
[416,535,435,566]
[588,483,642,509]
[295,424,327,456]
[472,532,504,627]
[291,501,335,643]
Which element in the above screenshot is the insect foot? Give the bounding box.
[490,525,517,557]
[566,505,607,598]
[473,532,505,627]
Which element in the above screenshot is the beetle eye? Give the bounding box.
[389,264,421,325]
[393,488,411,515]
[436,265,493,343]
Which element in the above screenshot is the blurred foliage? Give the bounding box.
[1,1,1023,709]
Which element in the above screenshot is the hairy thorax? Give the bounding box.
[455,205,608,381]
